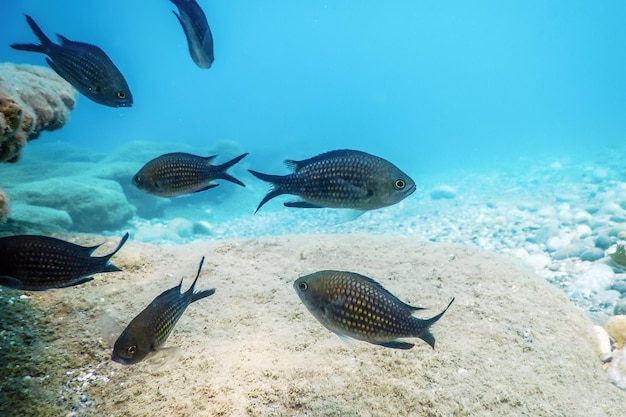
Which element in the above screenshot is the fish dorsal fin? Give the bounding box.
[56,34,71,45]
[285,149,363,171]
[203,155,218,165]
[347,272,425,313]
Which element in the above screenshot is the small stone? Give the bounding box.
[580,247,605,262]
[606,315,626,349]
[430,185,457,200]
[595,235,615,250]
[615,300,626,315]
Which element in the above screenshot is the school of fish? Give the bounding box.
[2,0,454,369]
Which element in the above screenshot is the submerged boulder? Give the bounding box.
[9,176,134,232]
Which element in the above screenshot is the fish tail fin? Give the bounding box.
[10,15,52,53]
[416,297,455,349]
[248,169,287,213]
[102,232,130,272]
[187,256,216,302]
[215,153,248,187]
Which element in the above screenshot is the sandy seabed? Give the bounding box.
[2,233,626,417]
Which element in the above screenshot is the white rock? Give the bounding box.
[572,264,615,293]
[523,254,551,270]
[430,185,457,200]
[593,325,612,362]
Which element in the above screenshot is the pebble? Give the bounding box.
[606,315,626,349]
[430,185,457,200]
[580,247,605,262]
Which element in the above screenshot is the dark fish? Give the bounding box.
[0,232,129,291]
[294,270,454,349]
[111,257,215,365]
[170,0,214,68]
[133,152,248,197]
[10,14,133,107]
[248,149,416,213]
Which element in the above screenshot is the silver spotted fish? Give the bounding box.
[248,149,416,213]
[294,270,454,349]
[0,232,129,291]
[111,257,215,365]
[170,0,214,68]
[133,152,248,197]
[10,14,133,107]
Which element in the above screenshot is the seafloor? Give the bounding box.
[1,141,626,416]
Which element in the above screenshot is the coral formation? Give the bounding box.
[0,63,76,163]
[0,62,76,221]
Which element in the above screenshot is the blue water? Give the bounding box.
[2,1,626,236]
[4,1,626,169]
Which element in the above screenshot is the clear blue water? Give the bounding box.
[4,1,626,168]
[2,1,626,236]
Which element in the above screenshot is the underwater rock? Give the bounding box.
[9,176,133,232]
[580,247,605,262]
[430,185,457,200]
[571,263,615,294]
[0,63,76,163]
[0,188,8,222]
[607,315,626,349]
[8,203,72,229]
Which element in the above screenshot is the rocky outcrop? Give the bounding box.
[0,63,76,163]
[0,63,77,221]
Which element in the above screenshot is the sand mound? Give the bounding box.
[4,234,625,416]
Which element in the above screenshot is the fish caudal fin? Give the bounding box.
[102,232,130,272]
[248,169,288,213]
[10,15,52,54]
[215,153,248,187]
[416,297,455,349]
[187,256,216,303]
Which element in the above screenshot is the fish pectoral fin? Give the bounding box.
[0,275,25,290]
[145,346,182,369]
[374,340,415,350]
[193,184,219,193]
[284,201,323,209]
[335,178,371,198]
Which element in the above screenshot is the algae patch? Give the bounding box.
[0,289,80,417]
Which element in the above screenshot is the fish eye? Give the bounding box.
[299,282,308,291]
[117,91,126,99]
[127,345,137,355]
[394,179,406,190]
[133,175,141,184]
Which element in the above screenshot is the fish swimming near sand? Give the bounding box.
[294,270,454,349]
[248,149,416,213]
[0,232,129,291]
[111,257,215,365]
[133,152,248,197]
[10,14,133,107]
[170,0,214,68]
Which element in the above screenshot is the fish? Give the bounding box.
[294,270,454,349]
[0,232,129,291]
[132,152,248,197]
[170,0,214,68]
[111,257,215,365]
[248,149,416,213]
[10,14,133,107]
